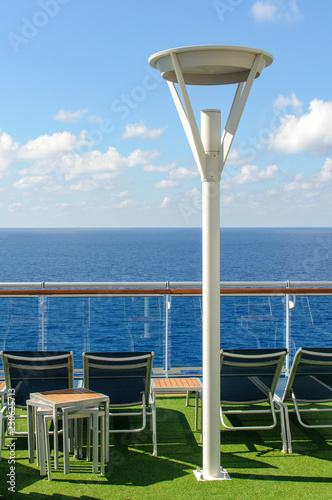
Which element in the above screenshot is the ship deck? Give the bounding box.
[1,395,331,499]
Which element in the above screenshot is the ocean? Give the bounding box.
[0,227,332,369]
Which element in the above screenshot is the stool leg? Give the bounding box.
[105,401,109,462]
[27,405,35,464]
[53,409,59,470]
[44,416,52,481]
[63,411,70,475]
[86,415,91,462]
[37,412,47,476]
[100,412,105,475]
[77,418,83,459]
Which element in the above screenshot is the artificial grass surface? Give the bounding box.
[1,396,332,499]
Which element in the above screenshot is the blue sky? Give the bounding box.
[1,0,332,228]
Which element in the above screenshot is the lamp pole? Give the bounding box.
[201,110,222,478]
[149,46,273,480]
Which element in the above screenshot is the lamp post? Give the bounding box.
[149,45,273,480]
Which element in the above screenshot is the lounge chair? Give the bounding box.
[0,351,74,461]
[83,351,157,457]
[277,347,332,454]
[220,348,288,453]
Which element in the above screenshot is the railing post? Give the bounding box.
[165,290,171,377]
[285,293,290,376]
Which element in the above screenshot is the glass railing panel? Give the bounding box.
[0,296,166,371]
[46,296,165,369]
[228,295,286,350]
[0,297,40,352]
[1,288,331,375]
[289,295,332,361]
[167,296,203,370]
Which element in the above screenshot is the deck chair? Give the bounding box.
[278,347,332,454]
[220,348,288,453]
[83,351,157,457]
[0,351,74,461]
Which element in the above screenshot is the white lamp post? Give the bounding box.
[149,45,273,481]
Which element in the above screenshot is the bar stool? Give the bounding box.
[27,388,109,480]
[43,405,105,480]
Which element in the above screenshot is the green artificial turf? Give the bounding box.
[0,397,332,499]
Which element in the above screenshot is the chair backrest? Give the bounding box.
[0,351,74,406]
[283,347,332,403]
[83,351,154,406]
[220,348,288,404]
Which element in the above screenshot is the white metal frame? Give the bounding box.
[149,45,273,480]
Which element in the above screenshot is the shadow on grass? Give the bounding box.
[286,414,332,459]
[2,492,99,500]
[229,472,332,483]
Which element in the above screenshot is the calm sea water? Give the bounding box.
[0,227,331,281]
[0,227,331,368]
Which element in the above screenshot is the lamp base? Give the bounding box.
[193,467,231,481]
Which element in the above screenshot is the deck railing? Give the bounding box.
[1,281,332,376]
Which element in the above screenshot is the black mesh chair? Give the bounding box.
[0,351,73,460]
[83,351,157,457]
[280,347,332,453]
[220,348,288,452]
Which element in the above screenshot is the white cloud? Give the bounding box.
[314,158,332,182]
[59,147,147,182]
[184,187,200,198]
[269,99,332,155]
[273,93,303,113]
[225,148,249,167]
[8,203,21,212]
[168,167,199,180]
[251,1,278,22]
[0,132,19,170]
[161,197,171,208]
[117,199,141,209]
[230,164,279,184]
[4,124,164,194]
[155,179,178,188]
[284,180,313,192]
[122,121,167,140]
[127,149,161,166]
[14,175,50,190]
[251,0,302,23]
[87,115,104,123]
[143,162,175,173]
[53,109,88,122]
[19,132,86,160]
[70,180,100,191]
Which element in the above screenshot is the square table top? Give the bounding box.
[29,387,109,409]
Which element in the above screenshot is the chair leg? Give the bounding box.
[279,405,287,454]
[283,405,292,454]
[151,402,157,457]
